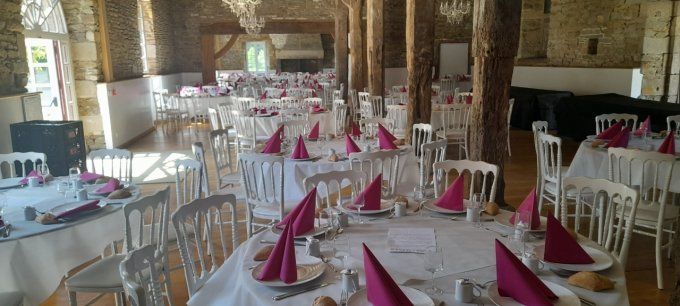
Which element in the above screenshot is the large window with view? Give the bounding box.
[245,41,268,73]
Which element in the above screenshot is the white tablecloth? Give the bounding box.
[188,210,628,306]
[254,112,335,138]
[0,180,140,305]
[565,136,680,193]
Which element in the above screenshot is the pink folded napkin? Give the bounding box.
[596,121,623,140]
[634,115,651,136]
[400,86,407,93]
[280,89,287,98]
[351,122,362,137]
[55,200,101,219]
[658,131,676,155]
[544,214,594,264]
[96,178,122,194]
[495,240,557,306]
[308,122,320,139]
[257,221,298,284]
[604,127,630,148]
[312,91,318,98]
[290,136,310,159]
[378,124,398,150]
[259,108,268,114]
[79,172,101,183]
[465,95,473,104]
[354,174,382,210]
[19,170,44,185]
[363,243,414,306]
[379,123,397,142]
[345,134,361,155]
[446,95,454,104]
[260,92,267,100]
[262,126,284,154]
[509,188,541,230]
[434,175,464,211]
[276,188,317,236]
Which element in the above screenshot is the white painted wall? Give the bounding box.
[385,68,408,89]
[511,66,643,97]
[439,43,469,77]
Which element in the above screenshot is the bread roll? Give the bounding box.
[484,202,500,216]
[36,213,58,224]
[313,296,337,306]
[567,271,614,292]
[108,189,132,199]
[253,245,275,261]
[590,140,605,148]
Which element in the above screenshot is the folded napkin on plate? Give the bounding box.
[434,175,464,211]
[312,107,325,113]
[509,188,541,230]
[262,126,283,154]
[658,130,676,155]
[351,122,362,137]
[496,240,557,306]
[54,200,101,219]
[634,115,651,136]
[596,121,623,140]
[96,178,122,194]
[354,174,382,210]
[378,124,398,150]
[259,108,268,114]
[19,170,44,185]
[276,188,317,236]
[260,92,267,100]
[544,214,594,264]
[290,136,310,159]
[363,243,413,306]
[312,91,318,98]
[80,171,101,183]
[345,134,361,155]
[604,127,630,148]
[257,221,297,284]
[465,95,473,104]
[308,122,320,140]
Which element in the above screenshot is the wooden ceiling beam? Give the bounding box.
[214,34,240,60]
[199,21,335,35]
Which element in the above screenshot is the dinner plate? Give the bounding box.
[423,199,467,214]
[270,226,328,239]
[50,201,107,222]
[251,255,324,287]
[494,214,547,232]
[0,177,24,190]
[536,245,614,272]
[347,286,434,306]
[286,155,320,161]
[487,280,579,306]
[83,184,110,197]
[339,200,394,215]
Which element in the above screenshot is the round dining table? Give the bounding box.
[187,210,629,306]
[565,135,680,193]
[0,178,140,306]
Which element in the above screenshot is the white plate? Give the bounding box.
[423,199,468,214]
[339,199,394,215]
[487,280,579,306]
[270,226,328,239]
[0,177,24,189]
[495,214,547,232]
[286,155,319,161]
[83,184,109,197]
[536,245,614,272]
[251,255,324,287]
[347,286,434,306]
[50,201,106,221]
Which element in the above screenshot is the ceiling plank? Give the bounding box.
[199,21,335,35]
[214,34,240,60]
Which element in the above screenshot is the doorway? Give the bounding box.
[25,38,68,120]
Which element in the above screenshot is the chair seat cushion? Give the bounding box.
[65,255,126,290]
[0,291,23,306]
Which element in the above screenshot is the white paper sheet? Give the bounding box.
[387,227,436,254]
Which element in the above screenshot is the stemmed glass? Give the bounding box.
[470,193,486,228]
[510,211,527,255]
[333,236,350,271]
[423,246,444,295]
[37,164,50,178]
[353,193,365,224]
[68,167,80,185]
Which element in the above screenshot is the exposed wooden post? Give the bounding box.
[405,0,435,142]
[98,0,113,82]
[335,0,349,97]
[201,34,216,84]
[342,0,364,92]
[469,0,522,206]
[367,0,384,96]
[214,34,240,60]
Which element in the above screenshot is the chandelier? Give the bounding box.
[440,0,471,25]
[240,10,265,34]
[223,0,262,18]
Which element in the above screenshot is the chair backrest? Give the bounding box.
[433,160,499,203]
[152,89,168,112]
[333,99,345,107]
[412,123,434,157]
[419,139,447,190]
[333,104,348,137]
[0,152,46,178]
[561,177,639,265]
[236,97,255,110]
[278,120,308,140]
[208,107,220,130]
[667,115,680,136]
[120,244,170,306]
[303,170,366,210]
[358,92,370,105]
[359,118,394,139]
[386,105,408,137]
[368,96,384,118]
[281,97,301,109]
[175,159,203,208]
[595,113,638,134]
[304,97,323,108]
[172,194,239,297]
[333,90,342,101]
[124,187,171,254]
[231,110,256,140]
[537,132,563,188]
[432,85,441,97]
[531,121,549,188]
[239,153,285,219]
[209,129,234,189]
[192,142,211,196]
[348,149,401,199]
[279,108,308,121]
[440,79,453,92]
[438,103,471,136]
[87,149,133,182]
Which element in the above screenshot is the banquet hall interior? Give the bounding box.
[0,0,679,305]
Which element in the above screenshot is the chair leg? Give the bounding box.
[68,291,77,306]
[668,223,675,259]
[115,291,126,306]
[655,229,665,289]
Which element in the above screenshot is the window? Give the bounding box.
[21,0,68,35]
[587,38,599,55]
[137,1,148,73]
[543,0,551,14]
[246,41,268,73]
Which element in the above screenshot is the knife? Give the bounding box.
[272,282,330,301]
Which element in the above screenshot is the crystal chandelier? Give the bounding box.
[240,10,265,34]
[223,0,262,18]
[440,0,471,25]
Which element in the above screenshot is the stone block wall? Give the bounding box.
[518,0,550,59]
[215,34,277,71]
[140,0,177,74]
[321,34,335,69]
[105,0,143,80]
[640,1,680,102]
[0,0,28,95]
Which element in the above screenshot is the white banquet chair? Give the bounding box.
[231,110,258,154]
[348,150,401,199]
[304,97,323,108]
[595,113,638,135]
[119,244,172,306]
[348,89,360,121]
[208,107,220,131]
[536,132,564,217]
[608,147,676,289]
[359,118,394,139]
[560,177,640,267]
[667,115,680,136]
[333,104,349,137]
[532,121,549,189]
[434,103,471,159]
[87,149,133,182]
[152,90,168,127]
[303,170,366,211]
[172,194,239,297]
[0,152,46,178]
[368,96,384,118]
[236,97,254,111]
[278,120,309,140]
[281,97,301,109]
[209,129,239,189]
[433,160,499,203]
[386,105,408,139]
[65,187,173,306]
[333,90,342,101]
[412,123,434,158]
[239,154,287,237]
[416,139,447,197]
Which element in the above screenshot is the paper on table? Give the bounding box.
[388,228,436,254]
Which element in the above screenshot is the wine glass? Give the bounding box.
[470,193,486,228]
[354,193,365,224]
[423,246,444,295]
[68,167,80,185]
[333,236,350,270]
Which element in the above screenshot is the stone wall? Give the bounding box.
[0,0,28,95]
[518,0,550,59]
[321,34,335,69]
[640,1,680,102]
[105,0,143,80]
[140,0,177,74]
[215,34,276,71]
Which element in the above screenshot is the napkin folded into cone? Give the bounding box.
[496,239,557,306]
[354,174,382,210]
[54,200,101,219]
[345,135,361,155]
[434,175,464,211]
[509,188,541,230]
[257,221,298,284]
[633,116,651,136]
[604,127,630,149]
[363,243,413,306]
[544,214,594,264]
[95,178,122,194]
[290,136,310,159]
[276,188,317,236]
[308,122,320,140]
[596,121,623,140]
[262,126,284,154]
[378,124,398,150]
[658,131,676,155]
